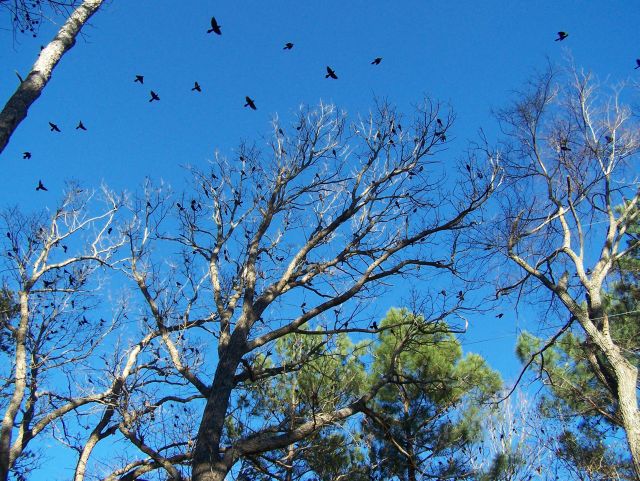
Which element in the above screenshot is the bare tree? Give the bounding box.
[0,0,105,155]
[469,389,559,481]
[485,66,640,476]
[0,184,128,481]
[106,100,498,481]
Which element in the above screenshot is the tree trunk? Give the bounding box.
[0,292,29,481]
[612,356,640,477]
[0,0,105,155]
[191,344,244,481]
[584,301,640,478]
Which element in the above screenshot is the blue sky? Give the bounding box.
[1,0,639,382]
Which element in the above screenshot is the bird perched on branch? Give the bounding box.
[325,66,338,79]
[555,31,568,41]
[207,16,222,35]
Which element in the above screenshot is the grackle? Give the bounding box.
[325,66,338,79]
[283,42,294,50]
[76,120,87,131]
[207,16,222,35]
[192,81,201,92]
[134,75,144,84]
[23,152,31,159]
[149,91,160,102]
[555,31,568,41]
[371,57,382,65]
[636,59,640,69]
[244,96,257,110]
[36,180,48,191]
[49,122,61,132]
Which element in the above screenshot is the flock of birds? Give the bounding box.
[24,18,640,192]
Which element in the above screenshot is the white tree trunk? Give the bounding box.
[0,0,105,155]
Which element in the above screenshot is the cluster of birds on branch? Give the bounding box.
[24,20,640,191]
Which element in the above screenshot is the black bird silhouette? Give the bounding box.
[636,59,640,69]
[283,42,294,50]
[436,118,443,128]
[496,313,504,319]
[134,75,144,84]
[36,180,48,191]
[371,321,378,330]
[49,122,61,132]
[23,152,31,159]
[192,81,201,92]
[149,91,160,102]
[555,31,568,41]
[207,16,222,35]
[325,66,338,79]
[371,57,382,65]
[244,96,257,110]
[76,120,87,131]
[605,135,613,144]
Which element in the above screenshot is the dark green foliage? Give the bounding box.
[234,331,371,481]
[366,308,502,481]
[0,288,18,354]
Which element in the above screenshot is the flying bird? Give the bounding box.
[325,66,338,79]
[134,75,144,84]
[76,120,87,131]
[636,59,640,69]
[23,152,31,159]
[36,180,48,191]
[49,122,61,132]
[207,16,222,35]
[371,57,382,65]
[283,42,294,50]
[191,81,202,92]
[244,96,257,110]
[555,31,568,41]
[149,91,160,102]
